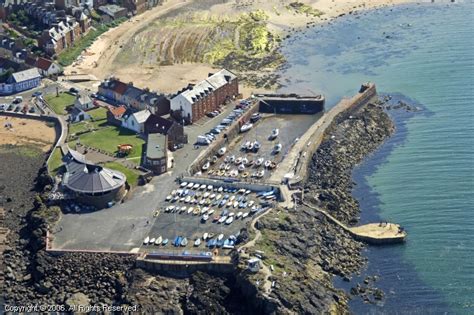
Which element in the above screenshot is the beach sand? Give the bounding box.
[65,0,414,95]
[0,117,56,152]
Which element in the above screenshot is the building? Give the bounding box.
[122,109,150,133]
[70,106,90,123]
[97,4,128,20]
[35,57,62,76]
[170,69,238,123]
[122,0,146,15]
[106,105,127,126]
[62,150,126,208]
[144,114,187,150]
[144,133,167,175]
[74,91,93,111]
[98,78,170,115]
[0,68,41,95]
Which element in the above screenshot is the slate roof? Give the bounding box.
[11,68,41,83]
[145,114,174,134]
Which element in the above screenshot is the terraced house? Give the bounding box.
[170,69,239,123]
[98,78,170,116]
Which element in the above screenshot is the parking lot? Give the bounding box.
[203,113,321,181]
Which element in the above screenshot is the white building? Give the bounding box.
[122,109,151,133]
[74,92,93,111]
[35,57,62,77]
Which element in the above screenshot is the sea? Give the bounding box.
[278,2,474,314]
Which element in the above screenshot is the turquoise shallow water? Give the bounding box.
[279,2,474,313]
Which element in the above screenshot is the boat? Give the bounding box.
[273,143,282,154]
[208,209,215,215]
[194,238,201,247]
[155,236,162,245]
[202,214,209,221]
[200,184,207,190]
[209,193,216,199]
[248,200,255,207]
[242,141,251,150]
[245,190,251,195]
[269,128,279,139]
[143,236,150,245]
[229,155,236,163]
[207,185,213,191]
[240,123,253,133]
[201,207,209,214]
[193,183,200,189]
[230,195,235,201]
[256,170,265,178]
[264,160,272,168]
[251,206,259,213]
[245,159,254,167]
[203,233,209,240]
[255,158,264,167]
[217,233,224,241]
[242,157,248,165]
[162,238,169,246]
[246,141,254,151]
[184,196,191,203]
[233,201,239,208]
[238,164,245,172]
[193,207,201,215]
[225,164,231,171]
[211,156,218,164]
[218,216,227,223]
[180,182,188,187]
[229,212,235,217]
[241,172,250,178]
[208,233,215,239]
[187,182,194,189]
[242,212,249,219]
[253,141,261,152]
[203,192,210,198]
[216,194,222,200]
[250,112,261,122]
[217,147,227,156]
[218,186,223,192]
[202,162,210,171]
[180,237,188,247]
[213,215,220,222]
[150,237,156,244]
[225,217,234,225]
[165,195,172,201]
[236,212,243,218]
[174,236,182,247]
[230,170,238,177]
[235,157,242,165]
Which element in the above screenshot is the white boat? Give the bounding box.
[186,182,194,189]
[255,158,264,167]
[218,187,223,192]
[273,143,282,154]
[225,164,231,171]
[193,183,200,189]
[200,184,207,190]
[194,238,201,246]
[203,232,209,240]
[203,192,210,198]
[187,207,194,214]
[207,185,213,191]
[201,207,209,214]
[218,216,227,223]
[180,182,188,187]
[217,147,227,156]
[180,206,187,213]
[270,128,279,139]
[230,196,235,201]
[248,200,255,207]
[208,209,215,215]
[242,141,251,150]
[184,196,191,203]
[264,160,272,168]
[235,157,242,165]
[216,194,222,200]
[230,170,238,177]
[150,237,156,244]
[242,157,248,165]
[217,233,224,241]
[253,141,261,151]
[229,212,235,217]
[242,212,249,219]
[233,201,239,208]
[238,164,245,172]
[180,238,188,246]
[202,214,209,221]
[246,142,254,151]
[240,123,253,133]
[229,155,236,163]
[245,190,251,195]
[209,193,216,199]
[166,195,172,201]
[211,156,218,164]
[256,170,265,178]
[155,236,162,245]
[143,236,150,245]
[225,217,234,225]
[202,162,210,171]
[236,212,243,218]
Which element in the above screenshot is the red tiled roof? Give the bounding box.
[35,57,53,71]
[108,105,127,119]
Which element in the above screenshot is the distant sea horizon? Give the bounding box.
[278,2,474,313]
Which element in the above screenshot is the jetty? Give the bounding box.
[303,202,407,245]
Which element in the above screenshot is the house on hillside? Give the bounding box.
[106,105,127,126]
[74,91,93,111]
[170,69,239,123]
[144,114,187,150]
[122,109,150,133]
[98,78,128,102]
[35,57,62,76]
[70,107,91,123]
[144,133,168,175]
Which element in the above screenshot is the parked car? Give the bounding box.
[14,106,21,112]
[173,143,184,151]
[90,93,97,98]
[69,87,79,94]
[32,91,42,97]
[206,111,218,118]
[12,96,23,104]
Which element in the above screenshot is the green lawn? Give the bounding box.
[47,147,63,176]
[69,107,108,135]
[77,126,145,159]
[45,93,76,115]
[104,162,140,187]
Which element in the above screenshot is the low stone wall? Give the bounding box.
[136,257,235,275]
[188,101,260,175]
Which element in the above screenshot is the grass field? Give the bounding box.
[45,93,76,115]
[47,147,63,176]
[69,107,108,135]
[77,126,145,159]
[104,162,140,187]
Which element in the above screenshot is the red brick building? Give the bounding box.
[170,69,239,123]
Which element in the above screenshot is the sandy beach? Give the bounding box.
[0,116,56,151]
[65,0,414,95]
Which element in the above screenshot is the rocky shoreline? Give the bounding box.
[0,97,415,313]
